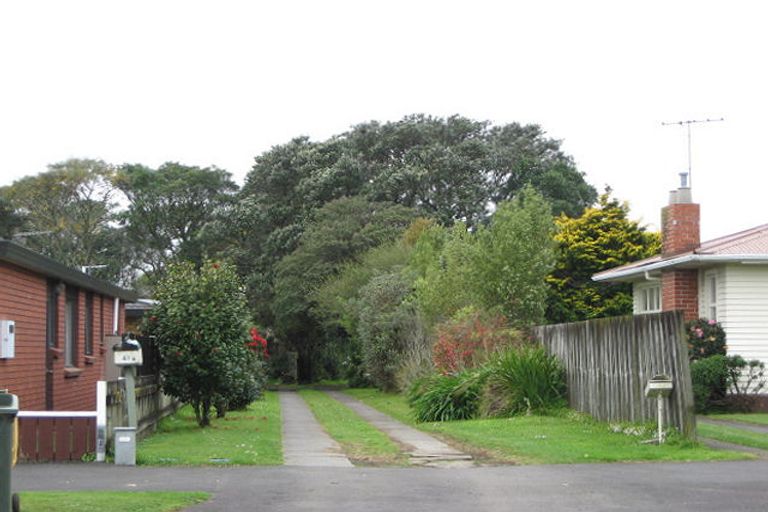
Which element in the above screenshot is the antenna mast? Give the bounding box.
[661,117,724,187]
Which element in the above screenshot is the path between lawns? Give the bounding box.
[697,417,768,459]
[279,391,354,467]
[326,391,473,468]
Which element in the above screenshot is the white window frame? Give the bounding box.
[636,283,661,314]
[704,270,718,321]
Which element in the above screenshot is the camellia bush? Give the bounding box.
[686,318,727,361]
[147,261,266,427]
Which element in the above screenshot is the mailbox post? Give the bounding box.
[644,374,674,444]
[113,334,143,465]
[0,390,19,512]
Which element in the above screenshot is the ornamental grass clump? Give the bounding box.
[407,370,484,422]
[480,346,566,417]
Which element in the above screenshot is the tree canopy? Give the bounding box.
[0,159,124,281]
[113,162,238,281]
[546,192,661,323]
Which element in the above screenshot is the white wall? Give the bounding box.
[718,264,768,366]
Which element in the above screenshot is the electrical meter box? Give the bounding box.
[0,320,15,358]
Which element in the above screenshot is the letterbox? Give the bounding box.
[113,334,143,367]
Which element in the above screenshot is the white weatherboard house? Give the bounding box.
[593,177,768,371]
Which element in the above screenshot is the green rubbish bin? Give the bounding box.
[0,391,19,512]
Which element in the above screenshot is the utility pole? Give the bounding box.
[661,117,724,187]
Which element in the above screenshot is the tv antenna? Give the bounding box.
[661,117,724,187]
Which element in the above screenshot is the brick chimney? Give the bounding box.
[661,173,700,321]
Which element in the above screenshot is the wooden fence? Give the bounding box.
[106,375,179,445]
[17,412,96,462]
[17,376,179,462]
[533,311,696,438]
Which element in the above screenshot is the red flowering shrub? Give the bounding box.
[248,327,270,359]
[433,309,522,374]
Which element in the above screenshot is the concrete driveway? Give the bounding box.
[13,460,768,511]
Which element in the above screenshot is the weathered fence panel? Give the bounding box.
[533,311,696,438]
[17,413,96,461]
[106,375,179,446]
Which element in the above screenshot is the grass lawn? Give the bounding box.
[706,413,768,426]
[299,390,406,466]
[346,388,749,464]
[18,491,208,512]
[137,391,282,465]
[698,422,768,451]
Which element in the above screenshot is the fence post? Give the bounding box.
[96,381,107,462]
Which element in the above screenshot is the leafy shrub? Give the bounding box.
[690,355,730,413]
[357,272,417,391]
[432,308,522,374]
[481,346,566,417]
[407,370,484,422]
[686,318,726,361]
[147,261,265,426]
[691,355,766,412]
[226,354,267,411]
[723,355,766,412]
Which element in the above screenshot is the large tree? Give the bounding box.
[234,114,596,325]
[0,195,24,239]
[546,192,661,323]
[1,159,124,281]
[113,162,238,281]
[271,196,418,380]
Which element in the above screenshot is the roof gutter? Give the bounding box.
[0,240,138,301]
[593,254,768,282]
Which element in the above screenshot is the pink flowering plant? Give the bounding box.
[686,318,727,361]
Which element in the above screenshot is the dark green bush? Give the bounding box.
[407,370,484,422]
[690,355,766,413]
[690,355,730,413]
[686,318,726,361]
[481,346,566,417]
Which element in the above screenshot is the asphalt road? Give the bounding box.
[13,460,768,511]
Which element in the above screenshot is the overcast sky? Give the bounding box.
[1,1,765,240]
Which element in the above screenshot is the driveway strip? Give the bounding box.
[279,391,353,467]
[326,391,473,467]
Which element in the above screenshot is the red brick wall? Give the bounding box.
[662,203,700,257]
[662,269,699,321]
[0,261,127,411]
[0,262,47,409]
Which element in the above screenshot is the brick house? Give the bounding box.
[593,178,768,369]
[0,239,137,411]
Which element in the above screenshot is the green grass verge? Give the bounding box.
[346,388,749,464]
[299,390,406,466]
[698,422,768,450]
[706,413,768,426]
[137,391,282,465]
[18,491,209,512]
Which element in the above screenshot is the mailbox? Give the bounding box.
[113,334,143,367]
[644,374,674,398]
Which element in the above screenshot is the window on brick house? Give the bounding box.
[637,284,661,314]
[705,271,718,320]
[85,292,94,356]
[65,287,78,367]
